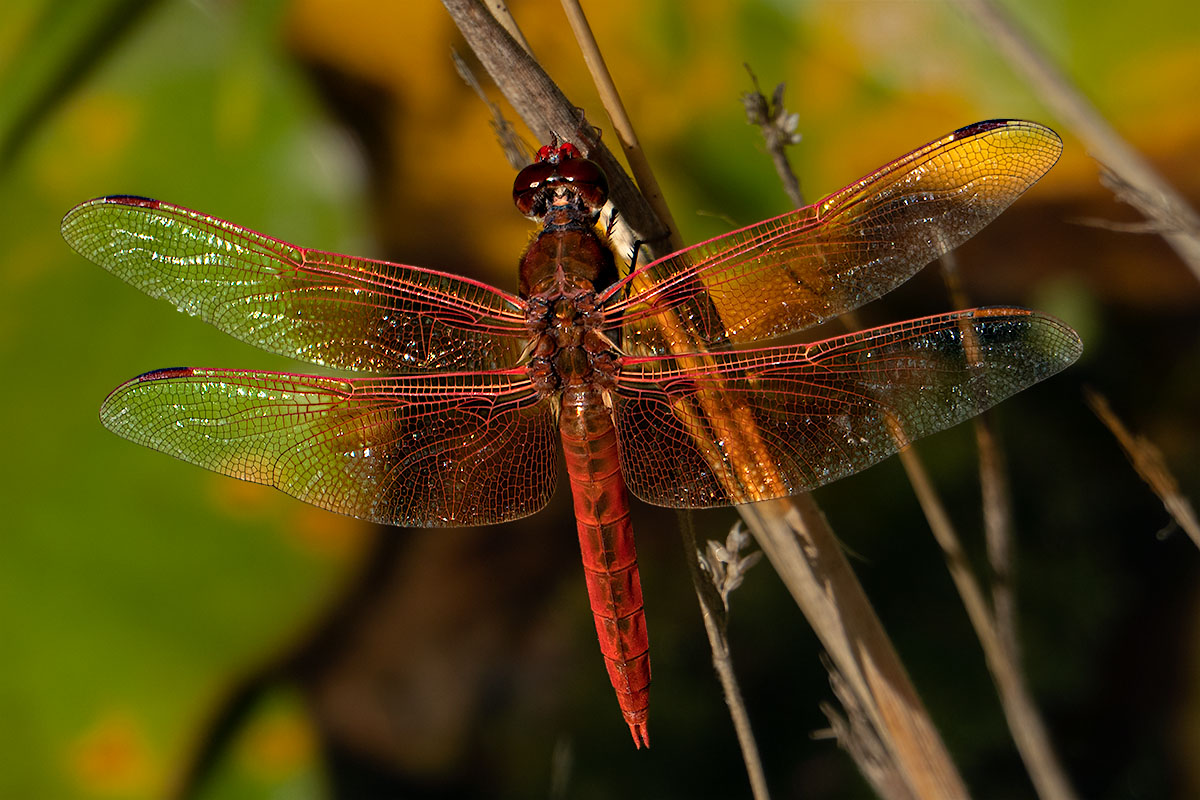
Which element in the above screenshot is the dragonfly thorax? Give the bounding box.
[517,152,620,400]
[525,290,616,399]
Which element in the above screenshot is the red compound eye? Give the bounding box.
[512,161,556,215]
[555,155,608,208]
[513,143,609,214]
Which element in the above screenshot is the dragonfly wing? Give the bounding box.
[101,368,556,526]
[63,197,528,373]
[608,121,1062,352]
[612,308,1081,507]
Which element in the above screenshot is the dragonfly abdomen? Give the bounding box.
[558,388,651,748]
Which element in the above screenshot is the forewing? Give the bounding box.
[63,197,528,373]
[613,308,1081,507]
[101,368,556,526]
[606,121,1062,352]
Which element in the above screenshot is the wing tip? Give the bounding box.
[967,306,1084,373]
[62,195,163,244]
[63,194,160,217]
[955,118,1063,157]
[101,366,196,404]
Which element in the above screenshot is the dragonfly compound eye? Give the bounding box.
[555,156,609,209]
[512,154,609,215]
[512,161,557,216]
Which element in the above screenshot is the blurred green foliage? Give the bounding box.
[0,1,364,797]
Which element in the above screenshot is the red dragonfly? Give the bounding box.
[63,119,1080,748]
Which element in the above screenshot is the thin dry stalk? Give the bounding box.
[898,447,1079,800]
[559,0,684,253]
[742,68,805,207]
[974,419,1019,656]
[955,0,1200,281]
[443,3,970,796]
[686,519,771,800]
[451,50,529,169]
[441,0,666,252]
[548,737,573,800]
[745,496,970,798]
[938,251,1019,658]
[480,0,531,53]
[1085,389,1200,549]
[925,181,1073,800]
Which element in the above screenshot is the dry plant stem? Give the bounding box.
[445,4,968,795]
[974,419,1019,656]
[956,0,1200,280]
[761,133,805,208]
[748,85,1027,786]
[680,515,771,800]
[939,253,1019,658]
[559,0,684,253]
[742,72,805,207]
[452,51,529,169]
[549,738,573,800]
[898,448,1079,800]
[1085,389,1200,549]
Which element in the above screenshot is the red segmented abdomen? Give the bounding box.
[558,392,651,748]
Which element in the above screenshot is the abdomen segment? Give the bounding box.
[559,395,651,748]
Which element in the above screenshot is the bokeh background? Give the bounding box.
[2,1,1198,798]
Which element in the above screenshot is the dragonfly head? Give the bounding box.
[513,142,609,219]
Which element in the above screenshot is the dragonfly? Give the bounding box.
[63,119,1081,748]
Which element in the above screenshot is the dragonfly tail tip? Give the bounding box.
[629,721,650,749]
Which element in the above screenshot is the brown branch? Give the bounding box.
[941,237,1075,800]
[820,657,916,800]
[742,80,967,793]
[746,495,969,798]
[451,49,529,169]
[975,420,1019,656]
[1068,216,1172,235]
